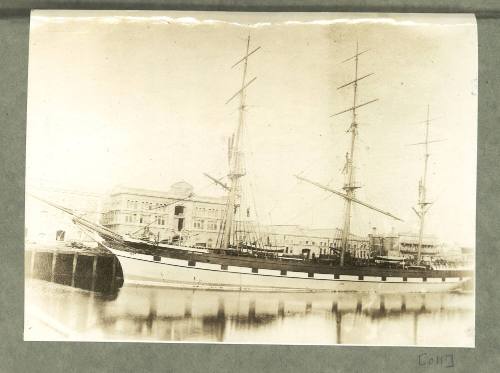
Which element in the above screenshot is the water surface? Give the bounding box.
[25,279,474,346]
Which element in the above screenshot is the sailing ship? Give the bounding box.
[33,37,473,293]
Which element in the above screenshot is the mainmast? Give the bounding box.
[220,35,260,250]
[296,42,402,266]
[333,42,377,266]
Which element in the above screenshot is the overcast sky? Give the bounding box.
[27,11,477,247]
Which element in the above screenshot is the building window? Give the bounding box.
[174,205,184,216]
[156,215,165,225]
[56,230,65,241]
[207,220,217,231]
[194,219,204,229]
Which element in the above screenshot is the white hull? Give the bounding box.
[108,248,469,293]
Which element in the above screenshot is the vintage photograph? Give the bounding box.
[25,11,476,346]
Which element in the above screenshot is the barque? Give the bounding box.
[34,37,473,293]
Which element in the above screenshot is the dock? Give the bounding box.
[25,244,123,293]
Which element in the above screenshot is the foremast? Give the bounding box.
[220,35,260,250]
[296,42,402,266]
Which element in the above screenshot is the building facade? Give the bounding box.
[368,229,439,259]
[261,225,371,259]
[100,183,374,256]
[101,182,227,247]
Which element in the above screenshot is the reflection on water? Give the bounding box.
[25,279,474,346]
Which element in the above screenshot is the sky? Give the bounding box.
[26,11,477,247]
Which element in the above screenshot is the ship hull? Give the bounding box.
[107,246,470,293]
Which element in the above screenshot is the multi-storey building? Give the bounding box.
[398,233,439,257]
[262,225,371,259]
[100,183,374,256]
[368,229,439,258]
[101,182,226,247]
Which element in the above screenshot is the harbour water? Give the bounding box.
[25,278,474,346]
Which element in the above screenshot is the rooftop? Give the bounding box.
[109,183,226,205]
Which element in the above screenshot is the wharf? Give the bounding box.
[25,243,123,293]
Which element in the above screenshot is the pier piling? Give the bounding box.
[50,252,57,282]
[71,253,78,287]
[91,255,98,292]
[110,255,117,291]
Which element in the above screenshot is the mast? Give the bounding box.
[220,35,260,250]
[408,107,445,263]
[334,42,377,266]
[415,105,432,263]
[341,43,359,266]
[296,42,403,266]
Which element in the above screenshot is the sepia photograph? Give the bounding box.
[25,10,476,346]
